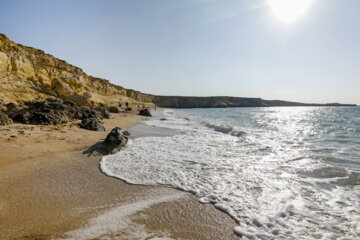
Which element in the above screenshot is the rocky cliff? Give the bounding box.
[0,33,356,110]
[0,33,153,108]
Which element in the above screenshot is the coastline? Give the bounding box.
[0,111,238,239]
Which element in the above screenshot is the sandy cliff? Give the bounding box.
[0,33,153,108]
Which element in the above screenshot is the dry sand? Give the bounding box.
[0,112,238,240]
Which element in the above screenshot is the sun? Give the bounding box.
[268,0,314,23]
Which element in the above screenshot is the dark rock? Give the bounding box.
[139,109,152,117]
[80,118,106,131]
[6,102,21,114]
[160,118,166,121]
[96,103,110,119]
[77,107,103,121]
[103,127,129,154]
[108,106,120,113]
[84,127,130,155]
[0,113,13,125]
[125,107,132,112]
[7,98,109,127]
[10,98,70,125]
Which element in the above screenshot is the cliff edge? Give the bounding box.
[0,33,153,108]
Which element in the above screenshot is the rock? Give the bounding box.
[160,118,166,121]
[51,78,76,96]
[77,107,103,121]
[125,107,132,112]
[60,93,89,106]
[5,102,21,114]
[80,118,106,131]
[51,79,91,107]
[0,113,13,125]
[139,109,152,117]
[96,103,110,119]
[10,98,71,125]
[103,127,129,154]
[8,98,106,126]
[108,106,120,113]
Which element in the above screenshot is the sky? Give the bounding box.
[0,0,359,104]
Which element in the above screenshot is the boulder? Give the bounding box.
[0,113,13,125]
[139,109,152,117]
[96,103,110,119]
[125,107,132,112]
[103,127,129,154]
[77,107,103,121]
[108,106,120,113]
[51,78,76,96]
[80,118,106,131]
[60,94,89,107]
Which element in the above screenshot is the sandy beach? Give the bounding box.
[0,112,237,240]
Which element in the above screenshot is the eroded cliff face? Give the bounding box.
[0,33,154,107]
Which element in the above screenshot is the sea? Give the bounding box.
[101,106,360,240]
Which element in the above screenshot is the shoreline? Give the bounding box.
[0,111,238,239]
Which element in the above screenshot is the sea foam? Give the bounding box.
[100,107,360,240]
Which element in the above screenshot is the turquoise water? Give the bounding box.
[102,106,360,239]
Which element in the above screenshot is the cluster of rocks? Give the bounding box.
[0,98,111,131]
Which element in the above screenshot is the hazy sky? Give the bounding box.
[0,0,359,104]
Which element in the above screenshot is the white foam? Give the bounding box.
[62,192,184,240]
[100,108,360,240]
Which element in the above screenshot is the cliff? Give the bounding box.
[0,33,356,109]
[0,33,153,108]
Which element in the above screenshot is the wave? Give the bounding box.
[204,122,246,137]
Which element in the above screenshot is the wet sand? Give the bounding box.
[0,112,238,240]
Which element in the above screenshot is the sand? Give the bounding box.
[0,112,238,240]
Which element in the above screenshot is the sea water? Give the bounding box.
[101,107,360,240]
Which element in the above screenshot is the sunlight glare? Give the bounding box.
[268,0,314,23]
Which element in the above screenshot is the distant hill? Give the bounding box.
[153,96,357,108]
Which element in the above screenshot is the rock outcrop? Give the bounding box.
[8,98,106,126]
[10,98,75,125]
